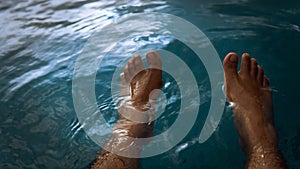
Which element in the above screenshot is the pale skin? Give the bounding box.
[91,51,287,169]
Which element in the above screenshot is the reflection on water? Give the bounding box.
[0,0,299,168]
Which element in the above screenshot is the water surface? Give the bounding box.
[1,0,300,168]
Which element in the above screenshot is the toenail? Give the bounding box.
[243,53,250,57]
[148,52,155,57]
[229,55,238,63]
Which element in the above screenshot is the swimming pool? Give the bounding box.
[1,0,299,168]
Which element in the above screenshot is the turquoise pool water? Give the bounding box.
[1,0,300,168]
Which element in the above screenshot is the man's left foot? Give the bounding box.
[116,51,162,138]
[122,51,162,109]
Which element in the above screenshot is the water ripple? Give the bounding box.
[1,0,299,168]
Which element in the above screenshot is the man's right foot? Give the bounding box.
[223,52,277,152]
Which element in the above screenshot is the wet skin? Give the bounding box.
[91,51,162,169]
[92,51,287,169]
[223,52,286,169]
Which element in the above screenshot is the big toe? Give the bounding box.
[223,52,239,83]
[146,51,162,69]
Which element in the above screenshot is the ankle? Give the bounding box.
[246,143,286,169]
[245,138,278,156]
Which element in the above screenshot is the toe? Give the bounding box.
[127,59,135,75]
[223,52,239,83]
[257,66,264,86]
[223,52,240,101]
[120,73,130,97]
[240,53,251,75]
[133,54,145,73]
[123,65,131,83]
[250,58,258,78]
[263,75,270,88]
[120,73,128,86]
[146,51,162,69]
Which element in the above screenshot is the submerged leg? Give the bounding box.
[91,51,162,169]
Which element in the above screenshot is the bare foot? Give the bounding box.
[223,52,276,149]
[223,52,286,168]
[116,51,162,138]
[91,52,162,169]
[123,51,162,109]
